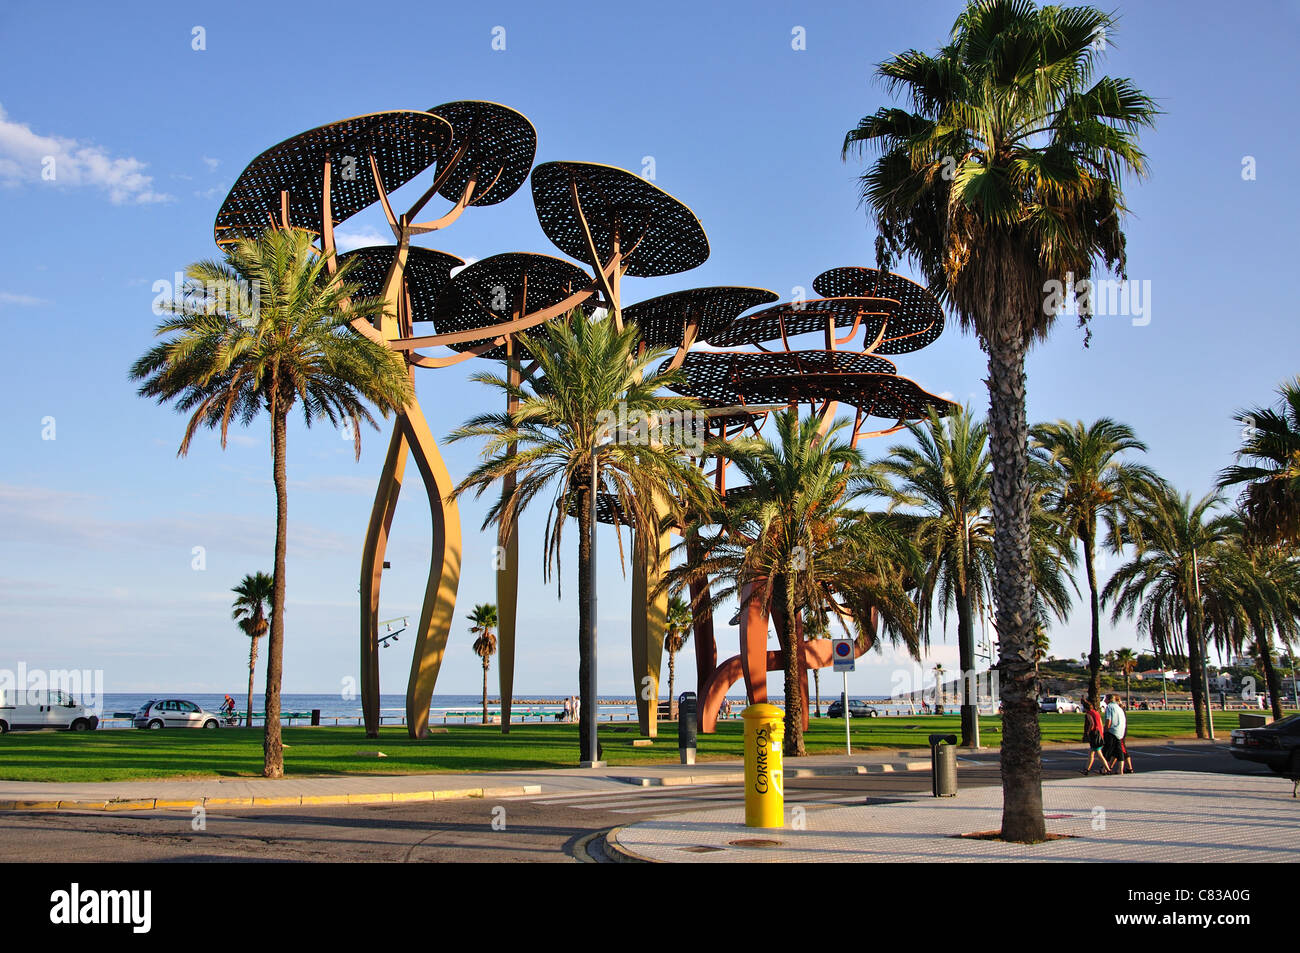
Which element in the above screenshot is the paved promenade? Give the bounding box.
[0,748,934,812]
[608,770,1300,863]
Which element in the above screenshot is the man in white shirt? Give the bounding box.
[1103,695,1128,773]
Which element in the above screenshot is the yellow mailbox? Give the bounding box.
[742,703,784,828]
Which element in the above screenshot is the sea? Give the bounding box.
[90,692,921,728]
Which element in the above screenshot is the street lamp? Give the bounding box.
[579,437,603,766]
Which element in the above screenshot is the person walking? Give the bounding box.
[1103,693,1128,774]
[1116,695,1134,773]
[562,695,573,723]
[1081,698,1110,775]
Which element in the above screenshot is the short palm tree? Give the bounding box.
[843,0,1157,842]
[1213,516,1300,720]
[449,311,712,760]
[131,228,412,777]
[1032,419,1164,708]
[1219,376,1300,544]
[1031,628,1050,676]
[467,603,499,725]
[1113,647,1137,708]
[231,571,274,728]
[1102,485,1233,738]
[664,595,693,719]
[668,410,921,756]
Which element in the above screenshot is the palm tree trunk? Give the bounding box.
[956,584,977,747]
[986,326,1045,842]
[482,658,489,725]
[1256,628,1284,721]
[577,471,596,762]
[813,668,821,717]
[246,635,260,728]
[778,574,806,756]
[668,650,676,719]
[264,408,288,778]
[1083,531,1102,708]
[1186,613,1207,738]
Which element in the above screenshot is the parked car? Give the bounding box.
[1039,696,1080,714]
[827,699,879,718]
[1229,713,1300,775]
[0,689,100,732]
[132,699,223,730]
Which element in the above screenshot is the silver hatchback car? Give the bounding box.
[132,699,223,730]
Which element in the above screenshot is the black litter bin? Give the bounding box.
[929,733,958,797]
[678,692,698,764]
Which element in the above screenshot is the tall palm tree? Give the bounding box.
[449,311,712,760]
[1102,485,1233,738]
[871,405,1075,746]
[131,229,411,777]
[668,410,922,756]
[467,604,499,725]
[1219,376,1300,545]
[664,595,693,719]
[1032,419,1164,708]
[231,571,274,728]
[1113,647,1137,708]
[842,0,1157,841]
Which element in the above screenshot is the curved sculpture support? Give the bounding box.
[738,580,770,705]
[360,425,410,738]
[631,515,670,737]
[399,399,463,739]
[496,356,521,733]
[700,616,877,732]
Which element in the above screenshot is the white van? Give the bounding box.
[0,688,100,732]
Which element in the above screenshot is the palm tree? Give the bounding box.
[667,410,922,756]
[1032,419,1164,708]
[231,571,274,728]
[664,596,693,719]
[1102,484,1233,738]
[1213,517,1300,720]
[870,406,992,746]
[1219,377,1300,544]
[1113,647,1137,708]
[449,311,712,760]
[1031,628,1050,676]
[871,405,1076,746]
[842,0,1157,842]
[131,229,411,777]
[467,604,499,725]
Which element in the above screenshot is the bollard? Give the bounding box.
[929,733,958,797]
[311,709,321,727]
[742,703,784,828]
[678,692,698,765]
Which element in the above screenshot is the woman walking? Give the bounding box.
[1081,699,1110,775]
[1103,694,1128,774]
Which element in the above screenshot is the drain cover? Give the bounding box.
[728,838,784,848]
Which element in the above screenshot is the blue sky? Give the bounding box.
[1,0,1298,700]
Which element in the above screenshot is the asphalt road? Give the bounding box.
[0,744,1269,863]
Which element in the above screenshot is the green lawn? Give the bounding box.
[0,710,1234,783]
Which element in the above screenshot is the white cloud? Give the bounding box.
[448,256,478,278]
[0,291,49,307]
[0,102,172,204]
[202,156,220,171]
[334,226,391,252]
